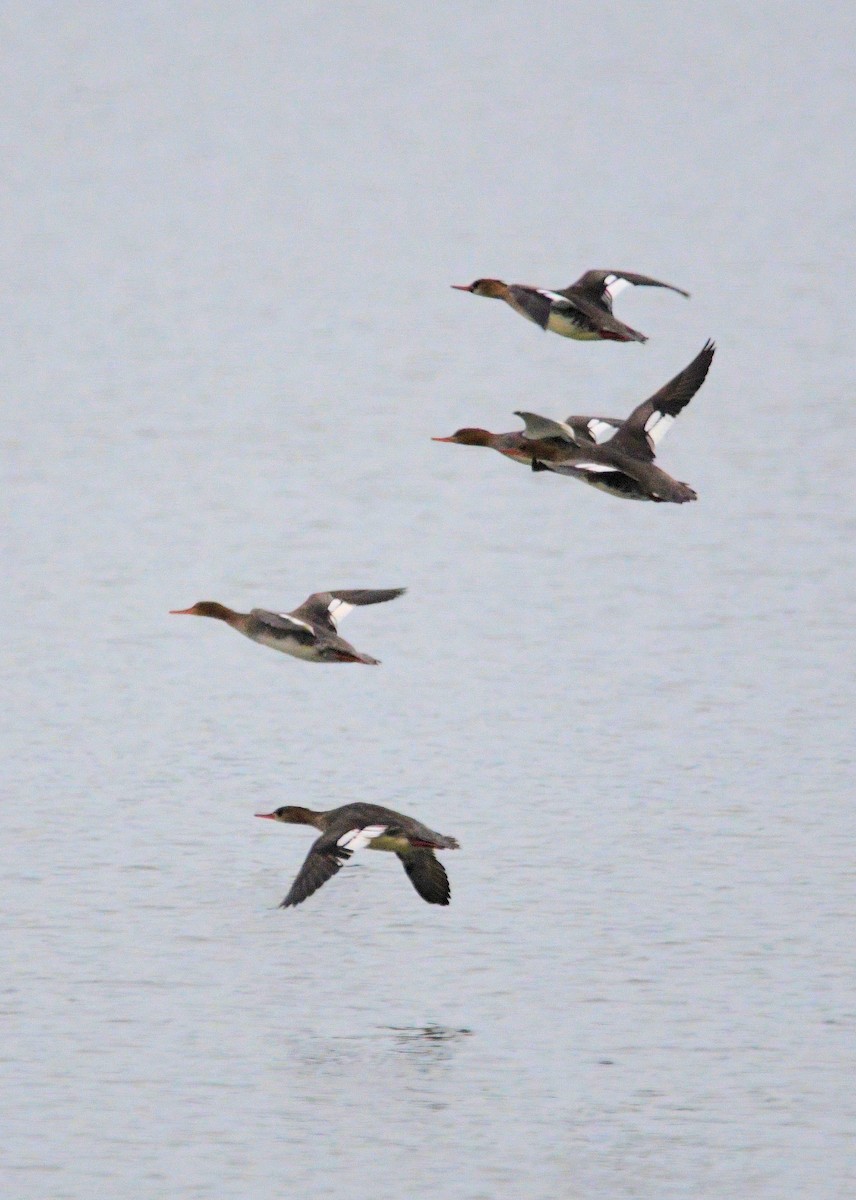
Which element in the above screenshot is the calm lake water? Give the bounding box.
[2,5,854,1198]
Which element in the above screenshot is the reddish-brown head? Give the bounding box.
[255,806,316,825]
[432,428,495,448]
[451,278,508,298]
[169,601,237,622]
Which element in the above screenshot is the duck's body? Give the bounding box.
[433,427,550,465]
[170,588,405,664]
[528,435,698,503]
[433,415,622,465]
[435,341,715,503]
[452,269,689,343]
[255,803,460,908]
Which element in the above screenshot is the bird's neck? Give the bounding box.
[286,806,328,831]
[203,602,245,626]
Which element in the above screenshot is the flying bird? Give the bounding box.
[434,341,715,502]
[170,588,405,664]
[452,268,689,343]
[255,803,460,907]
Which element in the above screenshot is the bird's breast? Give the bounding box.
[251,629,320,659]
[499,446,533,465]
[546,311,600,339]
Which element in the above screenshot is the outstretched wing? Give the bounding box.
[514,411,582,444]
[397,849,451,905]
[541,286,649,340]
[251,608,315,634]
[280,836,350,908]
[607,341,715,462]
[290,588,406,633]
[503,285,555,329]
[280,823,389,908]
[564,269,690,312]
[506,282,647,341]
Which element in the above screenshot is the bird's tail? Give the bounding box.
[333,650,381,664]
[657,477,698,503]
[411,835,460,850]
[601,324,647,343]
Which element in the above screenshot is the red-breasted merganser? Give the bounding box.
[255,803,460,908]
[433,414,623,465]
[170,588,405,664]
[452,268,689,343]
[434,341,715,503]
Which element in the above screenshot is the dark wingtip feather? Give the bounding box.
[399,850,453,905]
[692,339,717,379]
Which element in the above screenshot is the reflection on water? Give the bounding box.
[386,1025,474,1067]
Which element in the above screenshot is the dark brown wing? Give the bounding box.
[606,341,715,462]
[508,283,647,340]
[397,849,451,906]
[280,837,351,908]
[543,287,648,341]
[327,588,406,606]
[250,607,316,634]
[290,588,405,633]
[505,285,554,329]
[565,269,690,310]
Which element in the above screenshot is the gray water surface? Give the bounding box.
[2,5,855,1198]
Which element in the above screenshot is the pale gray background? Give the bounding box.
[2,4,854,1198]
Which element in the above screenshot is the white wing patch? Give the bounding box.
[327,598,355,627]
[603,274,631,300]
[537,288,571,304]
[276,612,315,633]
[644,411,675,447]
[587,419,618,443]
[337,824,388,851]
[574,461,617,474]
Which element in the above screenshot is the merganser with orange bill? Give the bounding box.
[255,803,460,908]
[433,414,623,465]
[170,588,405,664]
[452,268,689,343]
[435,341,715,503]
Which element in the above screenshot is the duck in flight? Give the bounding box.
[434,341,715,503]
[170,588,405,664]
[255,803,460,908]
[452,268,689,343]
